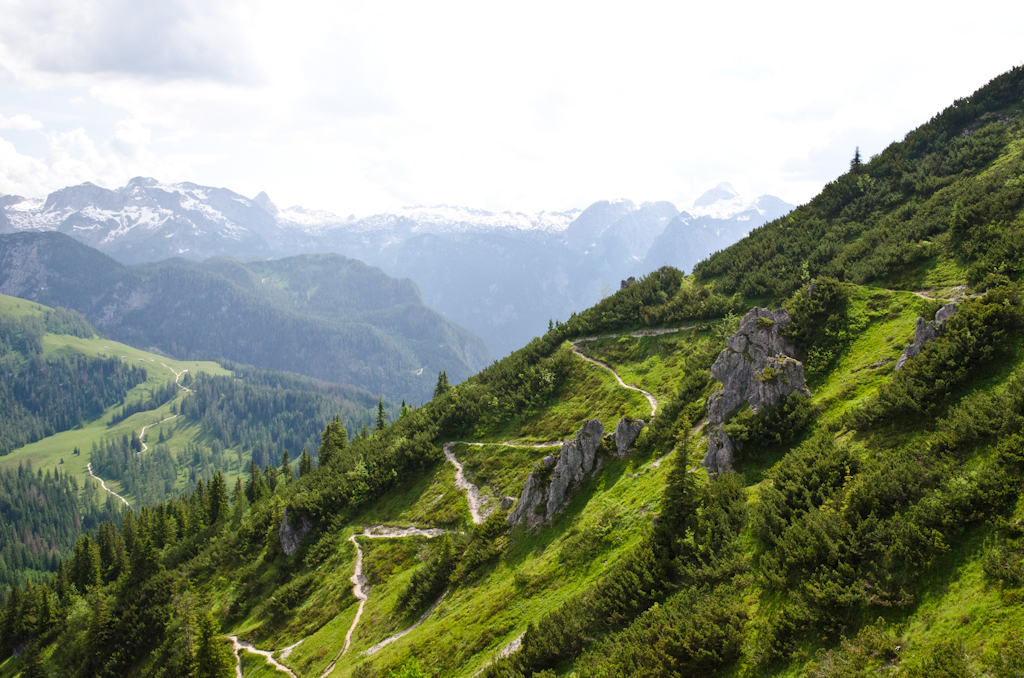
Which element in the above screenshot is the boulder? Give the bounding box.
[614,417,645,457]
[500,496,516,510]
[702,307,810,474]
[620,277,636,290]
[279,507,313,556]
[895,302,957,371]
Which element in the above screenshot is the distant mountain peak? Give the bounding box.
[692,182,740,209]
[253,191,279,217]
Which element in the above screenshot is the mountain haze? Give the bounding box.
[1,181,792,356]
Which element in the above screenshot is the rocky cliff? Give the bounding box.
[507,416,645,529]
[895,302,957,370]
[279,507,313,556]
[702,307,810,474]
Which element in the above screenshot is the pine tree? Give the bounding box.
[850,146,862,172]
[400,399,409,419]
[376,398,387,431]
[318,416,348,468]
[281,450,293,481]
[299,447,314,477]
[433,370,451,398]
[194,613,234,678]
[208,472,229,523]
[21,639,46,678]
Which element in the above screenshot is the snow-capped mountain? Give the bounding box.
[1,177,793,356]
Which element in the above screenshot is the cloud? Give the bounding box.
[0,119,196,197]
[0,0,261,84]
[0,113,44,130]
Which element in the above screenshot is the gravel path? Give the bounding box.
[228,635,297,677]
[86,462,130,507]
[570,343,658,416]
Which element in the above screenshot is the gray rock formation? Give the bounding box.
[507,419,604,529]
[614,417,645,457]
[500,496,516,510]
[702,307,810,475]
[895,302,957,370]
[279,507,313,556]
[620,277,637,290]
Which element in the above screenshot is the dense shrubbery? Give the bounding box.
[850,289,1023,428]
[694,67,1024,298]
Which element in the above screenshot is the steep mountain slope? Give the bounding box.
[0,233,491,403]
[6,62,1022,678]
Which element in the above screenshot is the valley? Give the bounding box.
[1,65,1024,678]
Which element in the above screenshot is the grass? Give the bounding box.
[454,443,559,507]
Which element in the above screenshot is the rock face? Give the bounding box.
[895,302,957,370]
[702,307,810,475]
[279,507,313,556]
[507,419,604,529]
[620,277,637,290]
[614,417,645,457]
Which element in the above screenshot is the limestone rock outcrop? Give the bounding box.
[702,307,810,475]
[895,302,957,371]
[507,419,604,529]
[614,417,645,457]
[279,507,313,556]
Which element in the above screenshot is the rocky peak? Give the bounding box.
[702,307,810,474]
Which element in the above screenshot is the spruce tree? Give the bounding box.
[281,450,293,480]
[376,398,387,431]
[433,370,451,398]
[318,416,348,467]
[299,447,314,477]
[850,146,863,172]
[194,613,234,678]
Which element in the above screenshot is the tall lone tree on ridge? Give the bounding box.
[850,146,863,172]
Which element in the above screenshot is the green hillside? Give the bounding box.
[0,238,492,404]
[3,67,1024,678]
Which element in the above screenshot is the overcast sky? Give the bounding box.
[0,0,1021,217]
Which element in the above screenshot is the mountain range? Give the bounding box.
[0,180,792,356]
[0,232,491,404]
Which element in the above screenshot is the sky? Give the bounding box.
[0,0,1022,217]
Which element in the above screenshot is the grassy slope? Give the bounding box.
[0,293,232,503]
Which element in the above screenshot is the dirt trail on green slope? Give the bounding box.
[573,324,698,342]
[320,526,447,677]
[137,414,178,454]
[160,362,192,392]
[228,635,297,677]
[570,343,658,416]
[444,443,487,524]
[86,462,130,507]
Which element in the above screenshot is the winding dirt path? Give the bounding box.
[137,414,178,454]
[228,635,297,677]
[444,443,487,524]
[86,462,130,507]
[573,324,698,343]
[160,363,192,392]
[320,526,447,677]
[363,591,446,657]
[570,343,658,416]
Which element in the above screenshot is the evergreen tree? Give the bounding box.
[850,145,862,172]
[298,447,313,477]
[433,370,451,398]
[194,612,234,678]
[376,398,387,431]
[280,450,293,481]
[400,399,409,419]
[21,639,46,678]
[208,472,229,524]
[318,416,348,468]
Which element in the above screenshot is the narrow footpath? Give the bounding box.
[86,462,130,507]
[137,414,178,454]
[570,343,658,416]
[228,635,297,678]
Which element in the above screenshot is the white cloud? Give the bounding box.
[0,112,43,130]
[0,0,1022,215]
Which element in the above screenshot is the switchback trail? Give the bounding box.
[320,526,447,677]
[444,443,486,524]
[86,462,130,507]
[573,324,698,343]
[570,343,658,416]
[228,635,297,677]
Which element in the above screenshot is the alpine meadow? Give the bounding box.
[3,61,1024,678]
